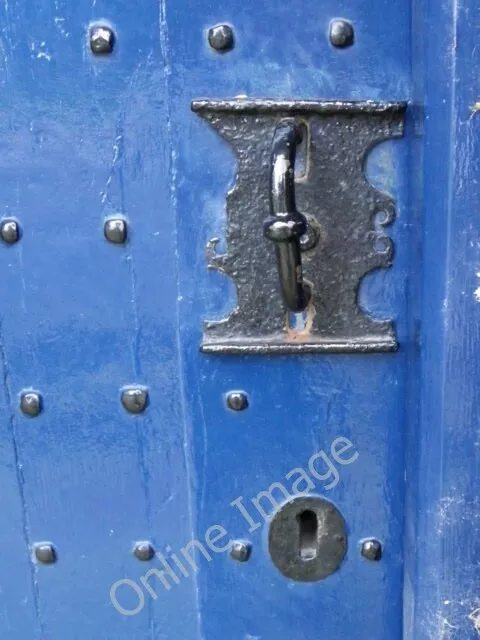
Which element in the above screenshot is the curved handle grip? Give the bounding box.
[263,120,310,312]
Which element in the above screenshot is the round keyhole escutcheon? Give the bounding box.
[268,496,347,582]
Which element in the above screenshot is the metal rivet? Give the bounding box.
[20,391,42,417]
[329,19,354,48]
[208,24,234,52]
[104,218,127,244]
[226,391,249,411]
[0,219,20,244]
[133,541,155,561]
[361,538,382,561]
[121,387,149,414]
[230,540,251,562]
[34,543,57,564]
[299,222,320,252]
[374,236,389,254]
[375,210,391,226]
[90,25,115,55]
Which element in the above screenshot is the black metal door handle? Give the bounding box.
[263,120,310,312]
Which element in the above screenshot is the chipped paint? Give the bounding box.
[285,285,316,340]
[469,608,480,636]
[474,271,480,301]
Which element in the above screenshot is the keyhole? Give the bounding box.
[297,509,318,560]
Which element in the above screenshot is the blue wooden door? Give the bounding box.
[0,0,479,639]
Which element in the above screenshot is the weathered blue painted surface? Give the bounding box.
[406,1,480,638]
[0,0,478,639]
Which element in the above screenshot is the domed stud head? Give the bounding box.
[90,25,115,55]
[0,219,20,244]
[230,540,252,562]
[121,387,149,414]
[20,391,42,417]
[104,218,127,244]
[361,538,382,561]
[34,542,57,564]
[226,391,249,411]
[133,541,155,561]
[329,19,354,48]
[208,24,235,52]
